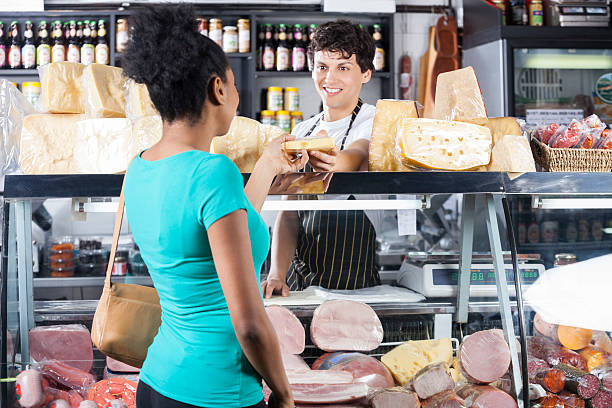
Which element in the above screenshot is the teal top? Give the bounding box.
[124,151,269,407]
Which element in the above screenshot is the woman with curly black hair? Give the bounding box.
[122,4,304,408]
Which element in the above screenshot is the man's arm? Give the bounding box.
[309,138,369,172]
[261,210,299,298]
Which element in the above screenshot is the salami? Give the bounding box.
[410,362,455,400]
[528,357,552,375]
[312,352,394,388]
[556,363,600,399]
[558,391,585,408]
[590,390,612,408]
[310,300,383,352]
[530,368,566,393]
[458,330,511,384]
[456,384,518,408]
[291,383,369,404]
[527,336,588,371]
[421,390,466,408]
[265,305,305,354]
[85,379,137,408]
[368,387,420,408]
[535,394,564,408]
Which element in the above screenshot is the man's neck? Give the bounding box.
[323,97,360,122]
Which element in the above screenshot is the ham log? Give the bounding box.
[456,384,518,408]
[265,305,305,354]
[368,387,421,408]
[458,330,511,384]
[312,352,394,388]
[410,362,455,400]
[421,390,466,408]
[291,383,369,404]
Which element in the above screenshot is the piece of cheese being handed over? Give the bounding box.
[283,137,335,153]
[432,67,488,126]
[397,118,492,171]
[369,99,419,171]
[40,62,85,114]
[82,64,126,118]
[488,134,536,172]
[381,338,453,386]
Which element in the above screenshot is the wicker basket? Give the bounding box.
[530,138,612,172]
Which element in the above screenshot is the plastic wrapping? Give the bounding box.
[457,329,511,384]
[86,379,137,408]
[488,134,536,172]
[312,352,394,388]
[73,118,133,173]
[368,99,419,171]
[82,63,126,118]
[290,383,369,405]
[532,114,609,149]
[432,66,488,126]
[38,62,86,114]
[455,384,518,408]
[125,79,157,119]
[527,336,587,371]
[408,362,455,399]
[39,360,96,391]
[264,305,305,355]
[16,369,45,408]
[310,300,383,353]
[396,118,492,171]
[29,324,93,372]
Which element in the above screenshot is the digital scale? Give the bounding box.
[547,0,610,26]
[396,253,545,297]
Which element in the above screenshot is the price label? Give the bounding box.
[397,194,416,236]
[526,109,583,127]
[0,0,43,11]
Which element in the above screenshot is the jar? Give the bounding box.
[260,110,276,127]
[50,237,75,252]
[540,220,559,243]
[554,253,576,267]
[276,110,291,133]
[284,87,299,112]
[222,26,238,53]
[237,19,250,53]
[209,18,223,47]
[116,18,129,53]
[197,18,208,36]
[492,0,507,25]
[112,249,129,276]
[529,0,544,26]
[291,111,303,131]
[267,86,283,112]
[50,266,75,278]
[22,81,40,107]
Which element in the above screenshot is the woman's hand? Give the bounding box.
[260,134,309,175]
[268,392,294,408]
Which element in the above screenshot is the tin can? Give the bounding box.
[209,18,223,47]
[237,19,250,53]
[284,87,299,112]
[529,0,544,26]
[267,87,283,112]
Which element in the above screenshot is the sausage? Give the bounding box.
[558,391,585,408]
[458,330,511,384]
[15,369,45,408]
[529,357,551,375]
[527,336,588,371]
[556,363,600,399]
[591,364,612,392]
[40,360,95,390]
[456,384,518,408]
[590,390,612,408]
[535,394,564,408]
[530,368,566,393]
[85,378,138,408]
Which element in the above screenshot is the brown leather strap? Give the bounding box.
[105,185,126,289]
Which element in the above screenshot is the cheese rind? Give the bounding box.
[397,118,492,171]
[126,79,157,118]
[433,67,488,126]
[381,338,453,386]
[488,134,536,172]
[40,62,85,114]
[283,138,335,153]
[83,64,126,118]
[369,99,419,171]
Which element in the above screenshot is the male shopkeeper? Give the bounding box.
[261,20,381,296]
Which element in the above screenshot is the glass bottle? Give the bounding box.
[0,22,7,69]
[80,20,95,65]
[291,24,306,72]
[276,24,290,72]
[8,21,21,69]
[51,21,65,63]
[372,24,385,71]
[307,24,318,72]
[262,24,275,71]
[36,21,51,67]
[67,20,80,63]
[95,19,109,64]
[22,21,36,69]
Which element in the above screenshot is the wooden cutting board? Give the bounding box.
[421,26,438,118]
[427,15,460,118]
[417,26,437,117]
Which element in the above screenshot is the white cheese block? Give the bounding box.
[369,99,419,171]
[488,134,536,172]
[130,115,163,156]
[485,117,523,145]
[126,80,157,118]
[433,67,488,126]
[40,62,85,114]
[82,64,126,118]
[397,118,492,171]
[73,118,133,173]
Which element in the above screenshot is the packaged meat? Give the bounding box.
[557,391,585,408]
[368,387,420,408]
[15,369,45,408]
[285,370,354,385]
[590,390,612,408]
[86,378,137,408]
[382,338,453,386]
[557,325,593,351]
[456,384,518,408]
[591,364,612,392]
[578,346,609,372]
[29,325,93,372]
[534,313,558,340]
[529,367,566,393]
[536,123,560,145]
[290,383,369,404]
[265,305,305,354]
[594,332,612,355]
[39,360,95,391]
[421,390,466,408]
[550,120,583,148]
[310,300,383,352]
[458,329,511,384]
[409,362,455,399]
[527,336,587,371]
[312,352,394,388]
[556,363,600,399]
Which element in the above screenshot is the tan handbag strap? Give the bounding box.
[105,184,126,289]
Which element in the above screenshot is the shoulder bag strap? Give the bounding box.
[104,184,126,290]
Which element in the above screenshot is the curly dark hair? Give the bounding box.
[122,4,229,124]
[307,20,375,73]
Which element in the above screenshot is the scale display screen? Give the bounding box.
[586,7,608,14]
[562,6,585,14]
[433,268,540,286]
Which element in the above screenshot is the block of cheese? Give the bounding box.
[381,338,453,386]
[261,124,285,145]
[283,137,335,153]
[19,114,84,174]
[40,62,85,114]
[433,67,488,125]
[397,118,492,171]
[129,115,163,157]
[126,79,157,118]
[488,134,536,172]
[73,118,133,173]
[369,99,419,171]
[485,117,523,146]
[83,64,126,118]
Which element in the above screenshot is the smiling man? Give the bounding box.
[262,20,381,296]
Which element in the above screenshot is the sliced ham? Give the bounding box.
[265,305,305,354]
[282,354,310,372]
[458,330,511,384]
[29,325,93,372]
[291,383,369,404]
[312,352,394,388]
[421,390,466,408]
[410,362,455,399]
[286,370,354,385]
[310,300,383,352]
[533,314,557,340]
[456,384,518,408]
[368,387,421,408]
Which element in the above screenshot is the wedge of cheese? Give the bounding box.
[485,117,523,146]
[433,67,488,126]
[261,124,284,145]
[126,79,157,118]
[130,115,163,156]
[73,118,133,173]
[397,118,492,171]
[381,338,453,386]
[283,137,335,153]
[488,134,536,172]
[19,114,84,174]
[83,64,126,118]
[369,99,419,171]
[40,62,85,114]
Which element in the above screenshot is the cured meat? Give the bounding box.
[456,384,518,408]
[530,368,566,393]
[410,362,455,399]
[29,325,93,372]
[556,363,599,399]
[282,354,310,372]
[286,370,354,385]
[16,369,45,408]
[590,390,612,408]
[40,360,95,391]
[578,346,609,372]
[265,305,305,354]
[527,336,588,371]
[368,387,421,408]
[291,383,369,404]
[528,357,551,375]
[421,390,466,408]
[86,378,137,408]
[533,314,558,340]
[534,394,564,408]
[558,391,585,408]
[591,365,612,392]
[310,300,383,352]
[458,330,511,384]
[312,352,394,388]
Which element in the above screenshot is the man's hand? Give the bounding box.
[261,276,290,299]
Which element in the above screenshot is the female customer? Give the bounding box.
[122,5,306,408]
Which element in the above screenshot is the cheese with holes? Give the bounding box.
[126,80,157,118]
[397,118,492,170]
[283,137,335,153]
[485,117,523,145]
[488,134,536,172]
[433,67,488,125]
[381,338,453,386]
[73,118,133,173]
[83,64,126,118]
[369,99,419,171]
[19,114,84,174]
[40,62,85,114]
